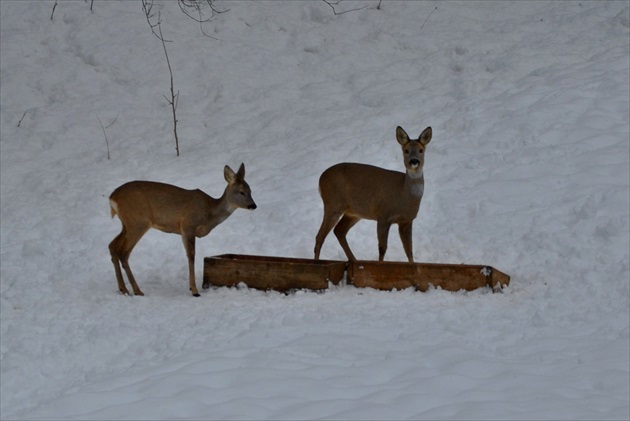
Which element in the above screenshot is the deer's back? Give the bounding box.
[110,181,212,230]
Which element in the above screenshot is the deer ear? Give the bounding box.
[224,165,236,183]
[237,163,246,179]
[419,126,432,146]
[396,126,410,145]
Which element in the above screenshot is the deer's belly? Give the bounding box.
[151,223,179,234]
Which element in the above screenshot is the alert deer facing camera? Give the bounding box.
[314,126,432,263]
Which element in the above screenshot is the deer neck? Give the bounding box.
[198,191,235,233]
[404,170,425,198]
[215,190,237,219]
[187,190,234,238]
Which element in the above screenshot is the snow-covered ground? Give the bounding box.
[1,1,629,419]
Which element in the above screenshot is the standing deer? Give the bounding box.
[109,163,256,297]
[314,126,432,263]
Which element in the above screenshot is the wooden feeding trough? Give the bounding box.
[203,254,346,292]
[203,254,510,293]
[347,260,510,292]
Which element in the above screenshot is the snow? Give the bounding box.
[1,0,628,419]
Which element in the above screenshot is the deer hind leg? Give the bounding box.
[398,222,414,263]
[182,234,200,297]
[333,214,360,262]
[314,210,343,260]
[109,230,130,295]
[377,219,392,261]
[110,223,149,296]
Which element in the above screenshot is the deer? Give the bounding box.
[314,126,432,263]
[109,163,256,297]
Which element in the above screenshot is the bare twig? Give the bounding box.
[51,1,58,20]
[420,4,439,32]
[17,111,27,128]
[177,0,229,23]
[90,0,94,12]
[141,1,180,155]
[96,114,111,160]
[156,14,180,156]
[322,0,367,15]
[141,0,169,41]
[178,0,227,40]
[140,1,231,155]
[105,111,119,129]
[143,0,226,40]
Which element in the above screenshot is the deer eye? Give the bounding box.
[404,149,410,154]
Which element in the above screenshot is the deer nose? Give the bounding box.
[248,203,257,210]
[409,159,420,168]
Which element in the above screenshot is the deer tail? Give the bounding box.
[109,198,118,219]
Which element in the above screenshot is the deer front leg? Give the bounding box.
[398,222,414,263]
[182,234,200,297]
[377,220,392,261]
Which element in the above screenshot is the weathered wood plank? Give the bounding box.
[203,254,346,292]
[347,260,510,292]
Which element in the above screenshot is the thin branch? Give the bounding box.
[105,111,119,129]
[178,0,227,40]
[17,111,27,128]
[143,0,227,40]
[141,0,170,42]
[178,0,229,22]
[96,114,111,160]
[322,0,367,15]
[157,16,180,156]
[196,16,221,40]
[196,11,222,40]
[420,4,438,32]
[50,1,58,21]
